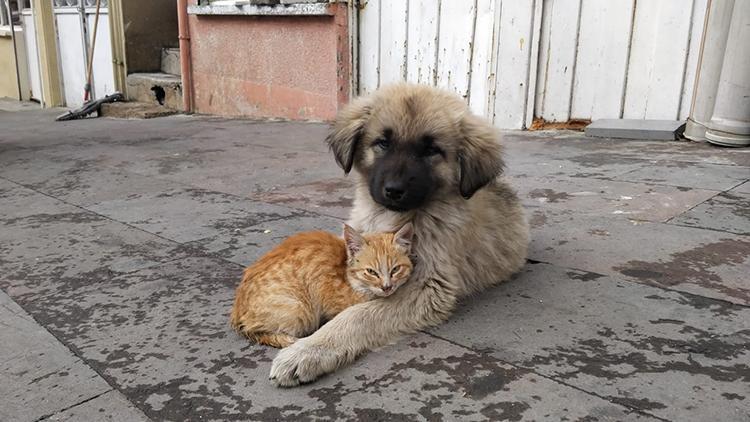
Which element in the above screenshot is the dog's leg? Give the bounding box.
[269,278,456,387]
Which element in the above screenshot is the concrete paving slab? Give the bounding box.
[186,213,344,266]
[732,181,750,194]
[147,151,342,197]
[585,119,685,140]
[528,209,750,305]
[57,141,344,198]
[206,120,332,155]
[612,161,748,191]
[32,139,271,176]
[0,187,191,305]
[430,262,750,422]
[0,290,113,422]
[2,109,748,421]
[507,158,645,181]
[669,192,750,235]
[504,132,750,167]
[87,187,309,243]
[1,155,180,207]
[0,177,79,219]
[249,177,354,220]
[22,257,653,421]
[44,390,151,422]
[513,175,718,222]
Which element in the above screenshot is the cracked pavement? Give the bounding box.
[1,103,748,421]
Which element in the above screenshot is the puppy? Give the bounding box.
[270,84,529,386]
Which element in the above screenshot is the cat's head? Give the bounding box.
[343,223,414,298]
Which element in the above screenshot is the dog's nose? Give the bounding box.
[384,184,405,201]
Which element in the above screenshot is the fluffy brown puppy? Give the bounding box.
[270,83,529,386]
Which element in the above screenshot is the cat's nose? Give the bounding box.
[382,285,394,294]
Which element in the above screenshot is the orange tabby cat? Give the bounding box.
[230,223,414,348]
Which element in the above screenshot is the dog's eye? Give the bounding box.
[424,145,443,156]
[366,268,378,277]
[373,138,390,150]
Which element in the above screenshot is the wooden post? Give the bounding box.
[31,0,62,107]
[107,0,127,95]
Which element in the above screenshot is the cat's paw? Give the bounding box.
[269,339,340,387]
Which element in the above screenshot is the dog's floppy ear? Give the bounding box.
[458,113,505,199]
[326,96,373,174]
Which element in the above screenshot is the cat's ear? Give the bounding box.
[343,224,366,259]
[393,222,414,252]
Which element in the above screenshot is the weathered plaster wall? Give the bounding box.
[188,4,349,121]
[122,0,178,73]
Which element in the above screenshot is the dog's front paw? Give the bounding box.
[269,339,340,387]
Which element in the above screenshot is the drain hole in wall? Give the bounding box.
[151,86,166,106]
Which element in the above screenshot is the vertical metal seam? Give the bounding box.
[520,0,538,128]
[403,0,409,81]
[354,0,361,96]
[433,0,442,86]
[538,0,552,120]
[488,0,503,121]
[676,0,698,120]
[687,0,713,120]
[376,0,381,88]
[619,0,638,119]
[566,0,583,121]
[465,0,479,102]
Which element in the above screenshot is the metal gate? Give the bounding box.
[21,0,114,107]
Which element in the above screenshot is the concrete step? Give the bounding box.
[585,119,686,141]
[161,47,181,76]
[126,73,183,111]
[100,101,179,119]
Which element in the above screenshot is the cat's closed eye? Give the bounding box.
[365,268,378,277]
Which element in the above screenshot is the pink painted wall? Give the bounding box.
[188,4,349,121]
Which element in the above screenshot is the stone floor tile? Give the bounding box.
[431,262,750,422]
[44,390,151,422]
[87,188,310,244]
[670,191,750,235]
[249,177,353,220]
[23,257,654,422]
[528,209,750,305]
[612,161,748,191]
[0,291,112,422]
[186,213,344,266]
[732,181,750,194]
[513,175,718,222]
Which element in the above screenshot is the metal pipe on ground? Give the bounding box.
[177,0,193,113]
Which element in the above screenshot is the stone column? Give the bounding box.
[705,0,750,146]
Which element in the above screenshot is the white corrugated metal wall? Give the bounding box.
[357,0,708,129]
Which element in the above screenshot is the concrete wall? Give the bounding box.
[188,3,350,121]
[122,0,178,73]
[0,28,30,100]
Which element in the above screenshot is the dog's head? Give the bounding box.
[326,84,504,211]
